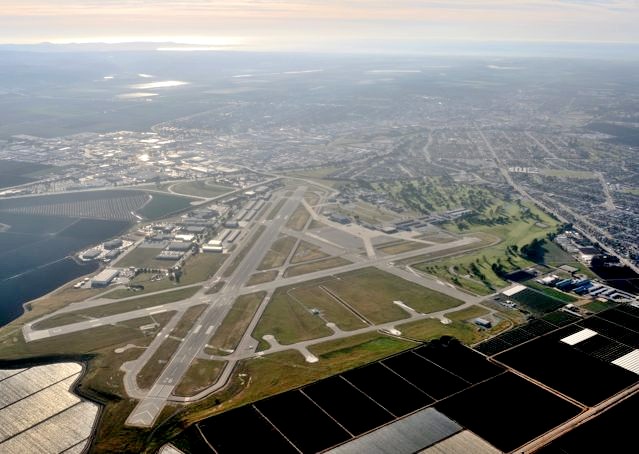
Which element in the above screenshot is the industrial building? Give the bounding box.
[103,239,123,250]
[82,249,101,260]
[91,269,119,287]
[167,241,192,252]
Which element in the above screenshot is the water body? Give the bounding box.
[0,213,131,326]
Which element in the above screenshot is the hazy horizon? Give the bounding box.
[1,1,639,56]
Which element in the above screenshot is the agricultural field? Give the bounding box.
[510,288,566,314]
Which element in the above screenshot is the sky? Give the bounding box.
[1,1,638,52]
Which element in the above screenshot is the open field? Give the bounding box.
[283,257,351,278]
[285,205,311,231]
[206,292,265,355]
[445,305,490,321]
[170,180,233,199]
[524,280,577,303]
[322,268,463,324]
[252,288,333,349]
[115,247,175,270]
[246,270,278,286]
[397,317,510,345]
[33,287,199,329]
[257,235,297,270]
[137,337,183,390]
[174,359,227,397]
[288,285,368,332]
[290,241,329,264]
[0,311,175,361]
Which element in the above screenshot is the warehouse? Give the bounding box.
[167,241,192,252]
[91,269,119,287]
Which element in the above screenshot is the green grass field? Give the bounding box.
[252,288,333,349]
[322,268,463,324]
[445,305,490,321]
[115,246,176,270]
[288,285,368,331]
[397,317,509,345]
[413,199,560,295]
[33,287,199,329]
[524,280,577,303]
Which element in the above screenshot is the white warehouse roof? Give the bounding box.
[502,284,527,297]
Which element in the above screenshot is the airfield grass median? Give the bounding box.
[322,268,463,324]
[174,359,227,397]
[137,337,182,390]
[171,304,207,339]
[283,256,351,277]
[205,292,265,355]
[252,288,333,350]
[246,270,278,286]
[285,204,311,231]
[290,240,329,264]
[257,235,297,270]
[33,287,199,330]
[397,317,510,345]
